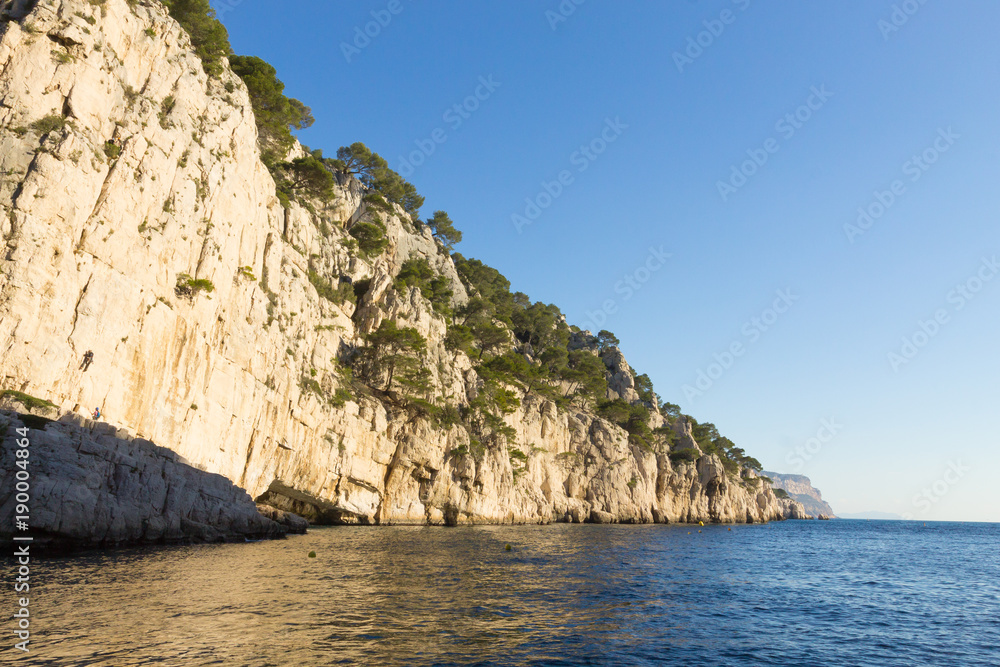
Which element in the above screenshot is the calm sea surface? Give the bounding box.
[10,520,1000,666]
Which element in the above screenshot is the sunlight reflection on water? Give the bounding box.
[13,521,1000,666]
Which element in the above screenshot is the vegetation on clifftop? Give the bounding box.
[161,0,231,76]
[228,55,314,166]
[161,0,771,481]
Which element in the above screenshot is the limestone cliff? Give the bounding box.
[0,403,302,549]
[0,0,804,528]
[763,471,836,518]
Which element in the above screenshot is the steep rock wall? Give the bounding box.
[0,0,802,526]
[763,471,836,518]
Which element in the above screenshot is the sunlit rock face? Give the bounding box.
[0,0,803,527]
[764,471,836,518]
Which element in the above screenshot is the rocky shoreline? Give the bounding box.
[0,402,307,554]
[1,396,806,553]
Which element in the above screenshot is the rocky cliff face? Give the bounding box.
[0,0,803,527]
[763,471,835,518]
[0,403,302,549]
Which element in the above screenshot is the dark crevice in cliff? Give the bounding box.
[237,428,258,488]
[67,273,92,345]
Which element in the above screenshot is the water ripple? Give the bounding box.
[6,521,999,666]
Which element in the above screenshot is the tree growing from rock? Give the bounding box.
[395,258,453,315]
[633,373,656,405]
[597,330,620,350]
[162,0,232,76]
[334,143,424,219]
[472,321,509,360]
[444,324,475,356]
[229,55,313,164]
[425,210,463,250]
[560,350,608,400]
[659,401,681,421]
[280,155,334,200]
[348,222,389,258]
[355,321,428,393]
[457,296,495,326]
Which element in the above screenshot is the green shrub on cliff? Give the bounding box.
[660,401,681,421]
[470,321,508,361]
[633,373,657,405]
[668,448,699,464]
[395,258,453,315]
[452,254,516,324]
[444,325,474,355]
[482,351,546,393]
[0,390,56,411]
[465,377,519,449]
[30,114,66,136]
[685,418,763,474]
[597,399,655,451]
[103,141,121,160]
[161,0,232,77]
[395,257,434,292]
[653,424,678,447]
[308,271,354,306]
[597,330,619,350]
[175,273,215,297]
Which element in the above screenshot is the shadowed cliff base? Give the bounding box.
[0,400,306,555]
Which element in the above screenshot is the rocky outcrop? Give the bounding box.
[255,503,308,534]
[0,0,804,532]
[763,471,836,518]
[0,406,295,551]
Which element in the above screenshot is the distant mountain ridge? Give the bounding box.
[763,472,836,518]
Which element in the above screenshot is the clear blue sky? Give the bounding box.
[215,0,1000,522]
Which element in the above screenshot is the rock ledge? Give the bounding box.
[0,407,307,552]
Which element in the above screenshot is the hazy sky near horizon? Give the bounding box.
[215,0,1000,522]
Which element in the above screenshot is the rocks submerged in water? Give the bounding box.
[0,408,307,553]
[256,503,309,534]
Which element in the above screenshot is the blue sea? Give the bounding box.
[12,520,1000,666]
